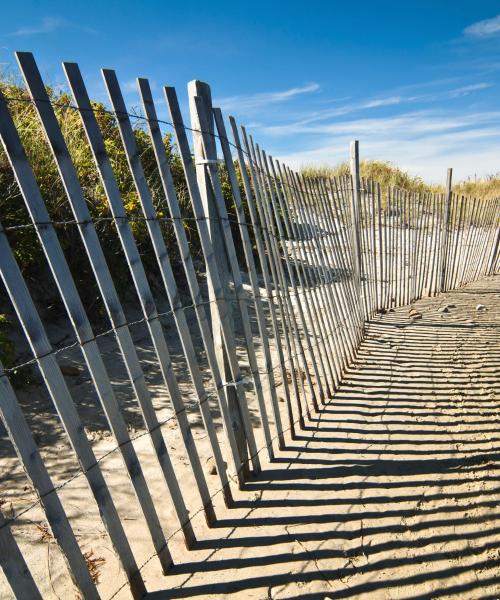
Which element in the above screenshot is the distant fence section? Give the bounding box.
[0,52,498,599]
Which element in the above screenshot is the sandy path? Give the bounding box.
[143,275,500,600]
[1,275,499,599]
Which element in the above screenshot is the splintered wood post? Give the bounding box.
[188,80,250,475]
[349,141,363,304]
[440,168,453,292]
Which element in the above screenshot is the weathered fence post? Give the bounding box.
[487,226,500,275]
[439,168,453,292]
[0,510,42,599]
[350,141,363,300]
[188,80,250,476]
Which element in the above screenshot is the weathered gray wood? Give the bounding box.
[324,176,363,355]
[63,62,224,525]
[0,223,148,591]
[136,80,245,489]
[376,183,383,310]
[0,357,104,600]
[164,84,260,475]
[286,170,345,385]
[214,108,285,448]
[304,176,345,379]
[370,181,378,312]
[487,224,500,276]
[277,165,339,392]
[315,176,358,365]
[256,149,322,410]
[97,68,226,520]
[191,93,274,457]
[474,199,500,279]
[349,142,363,294]
[296,170,346,384]
[14,51,180,567]
[240,129,306,427]
[439,168,453,291]
[0,508,43,600]
[449,195,465,289]
[228,117,297,439]
[244,134,309,425]
[0,82,171,588]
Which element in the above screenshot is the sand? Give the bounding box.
[1,275,499,599]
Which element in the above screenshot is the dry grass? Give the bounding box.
[302,160,500,199]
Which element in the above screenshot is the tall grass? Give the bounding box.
[302,160,500,199]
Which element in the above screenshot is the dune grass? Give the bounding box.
[302,160,500,199]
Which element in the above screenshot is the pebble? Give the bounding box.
[476,304,486,311]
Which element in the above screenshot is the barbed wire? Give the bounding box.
[1,257,360,377]
[1,93,321,198]
[0,86,498,600]
[0,308,360,535]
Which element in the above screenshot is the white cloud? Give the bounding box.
[267,109,500,183]
[298,83,492,126]
[8,17,64,36]
[5,16,98,37]
[215,83,320,113]
[464,14,500,38]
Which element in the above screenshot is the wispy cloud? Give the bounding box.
[464,14,500,38]
[265,82,493,129]
[8,16,64,36]
[215,83,319,113]
[266,108,500,182]
[5,16,98,37]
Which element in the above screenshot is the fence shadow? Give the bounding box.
[148,280,500,599]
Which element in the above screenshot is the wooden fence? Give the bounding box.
[0,51,499,599]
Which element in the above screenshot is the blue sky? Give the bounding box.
[1,1,500,182]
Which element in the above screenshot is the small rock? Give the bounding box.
[410,311,423,320]
[278,396,285,403]
[60,364,82,377]
[476,304,486,311]
[408,308,419,317]
[438,306,449,313]
[206,456,217,475]
[447,304,456,309]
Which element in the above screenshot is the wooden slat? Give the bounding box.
[0,223,146,595]
[0,508,43,600]
[242,131,308,426]
[0,357,102,599]
[14,51,178,569]
[228,117,297,439]
[191,91,274,458]
[65,63,221,523]
[164,84,260,475]
[213,108,285,447]
[136,78,243,489]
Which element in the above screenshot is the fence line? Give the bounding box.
[0,51,498,599]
